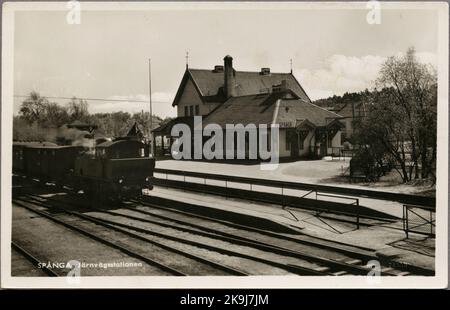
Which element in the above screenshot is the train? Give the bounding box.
[12,138,155,201]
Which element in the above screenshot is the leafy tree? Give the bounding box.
[15,93,165,144]
[19,92,49,124]
[13,116,47,141]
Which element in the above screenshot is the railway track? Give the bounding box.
[11,241,60,277]
[126,198,432,275]
[15,192,433,276]
[13,197,250,276]
[126,199,423,276]
[17,195,329,275]
[133,196,434,276]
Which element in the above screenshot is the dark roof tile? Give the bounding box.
[202,95,343,129]
[276,100,343,127]
[179,68,310,102]
[202,93,276,128]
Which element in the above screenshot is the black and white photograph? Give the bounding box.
[1,1,448,289]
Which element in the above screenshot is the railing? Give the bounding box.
[153,169,370,229]
[153,168,435,207]
[301,190,360,229]
[403,204,435,238]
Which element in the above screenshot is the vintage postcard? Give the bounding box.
[1,1,448,290]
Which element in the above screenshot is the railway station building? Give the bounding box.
[152,55,344,159]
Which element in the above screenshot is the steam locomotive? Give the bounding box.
[12,138,155,201]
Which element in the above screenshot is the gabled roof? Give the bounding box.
[337,101,367,118]
[276,100,343,127]
[202,93,343,129]
[295,119,317,130]
[152,116,195,134]
[172,68,311,106]
[202,93,277,128]
[126,122,144,138]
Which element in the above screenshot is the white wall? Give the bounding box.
[177,78,221,117]
[177,78,203,116]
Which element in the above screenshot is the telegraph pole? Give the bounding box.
[148,58,153,157]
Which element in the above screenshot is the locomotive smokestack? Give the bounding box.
[224,55,235,98]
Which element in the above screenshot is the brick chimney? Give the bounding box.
[224,55,235,98]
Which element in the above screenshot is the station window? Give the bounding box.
[184,106,188,116]
[195,105,200,115]
[189,105,194,116]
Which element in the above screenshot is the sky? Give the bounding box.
[13,4,440,118]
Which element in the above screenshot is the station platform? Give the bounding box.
[155,159,435,219]
[145,186,435,271]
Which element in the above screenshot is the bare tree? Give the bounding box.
[68,97,90,122]
[354,48,437,182]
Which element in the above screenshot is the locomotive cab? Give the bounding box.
[74,139,155,200]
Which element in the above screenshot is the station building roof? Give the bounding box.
[172,68,311,106]
[202,91,343,129]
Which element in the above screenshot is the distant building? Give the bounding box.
[67,120,98,133]
[126,122,144,140]
[335,102,368,147]
[153,55,344,159]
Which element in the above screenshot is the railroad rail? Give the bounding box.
[13,199,189,276]
[12,241,60,277]
[153,168,435,208]
[14,197,252,276]
[19,195,341,276]
[19,195,329,276]
[17,192,434,276]
[135,196,433,276]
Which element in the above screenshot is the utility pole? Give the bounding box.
[148,58,153,156]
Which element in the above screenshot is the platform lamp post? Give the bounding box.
[148,58,154,157]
